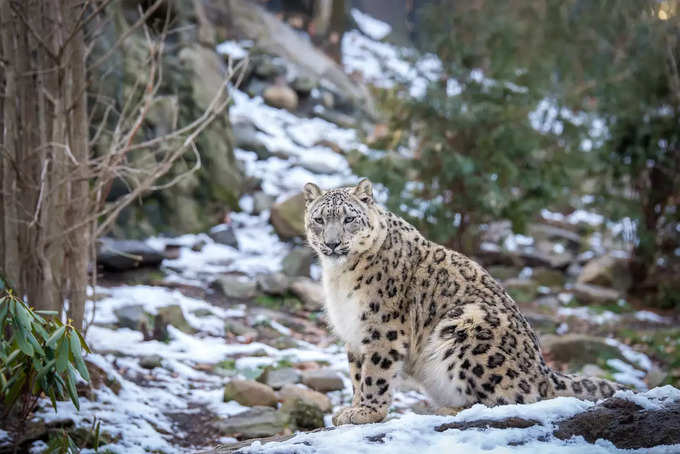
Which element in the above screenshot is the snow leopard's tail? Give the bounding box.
[548,370,629,400]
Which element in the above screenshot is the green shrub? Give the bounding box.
[0,287,94,452]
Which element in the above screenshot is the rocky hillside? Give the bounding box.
[5,3,679,453]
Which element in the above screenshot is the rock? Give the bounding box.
[263,85,298,111]
[223,380,278,407]
[212,275,258,300]
[209,224,239,248]
[270,193,305,239]
[256,272,290,296]
[313,106,356,129]
[145,95,179,136]
[281,246,315,277]
[266,336,300,350]
[531,267,566,288]
[233,121,270,159]
[225,319,258,338]
[257,367,301,390]
[436,417,539,432]
[301,369,344,393]
[578,254,631,292]
[528,223,582,249]
[113,305,147,330]
[573,283,621,304]
[97,238,164,271]
[299,156,338,174]
[291,75,317,95]
[554,397,680,449]
[253,54,287,79]
[213,406,289,440]
[278,384,332,413]
[156,304,195,334]
[541,334,625,369]
[280,398,325,430]
[519,250,573,269]
[487,265,520,282]
[524,312,560,334]
[139,354,163,369]
[582,364,608,378]
[223,0,373,111]
[252,191,275,214]
[289,278,324,311]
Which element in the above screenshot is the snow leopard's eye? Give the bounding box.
[314,217,324,225]
[344,216,355,224]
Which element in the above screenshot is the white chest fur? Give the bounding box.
[322,264,365,350]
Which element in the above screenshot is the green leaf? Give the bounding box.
[69,331,89,382]
[55,337,70,373]
[65,368,80,411]
[14,325,35,357]
[4,370,26,407]
[35,310,59,316]
[46,325,66,348]
[35,358,56,384]
[34,322,49,341]
[74,328,91,354]
[0,299,9,323]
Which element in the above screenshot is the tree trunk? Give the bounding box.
[0,0,91,329]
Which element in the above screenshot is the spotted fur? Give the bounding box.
[304,179,627,426]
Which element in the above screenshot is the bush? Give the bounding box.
[0,281,94,452]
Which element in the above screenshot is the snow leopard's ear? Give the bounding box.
[352,178,373,204]
[303,182,322,206]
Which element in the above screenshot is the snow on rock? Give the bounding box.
[234,388,680,454]
[350,8,392,40]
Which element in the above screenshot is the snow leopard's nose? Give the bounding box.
[325,241,340,251]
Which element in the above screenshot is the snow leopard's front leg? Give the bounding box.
[334,326,408,425]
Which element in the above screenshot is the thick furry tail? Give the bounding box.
[549,370,629,400]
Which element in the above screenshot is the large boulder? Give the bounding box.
[270,193,305,239]
[223,379,278,407]
[113,305,147,330]
[208,224,239,248]
[207,0,374,113]
[257,367,301,390]
[577,254,631,292]
[256,272,290,296]
[572,283,621,304]
[97,238,164,271]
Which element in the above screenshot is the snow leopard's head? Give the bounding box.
[303,179,383,263]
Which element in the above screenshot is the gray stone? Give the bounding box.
[573,283,621,304]
[224,379,278,407]
[156,304,195,334]
[224,0,373,112]
[281,247,315,277]
[213,406,289,440]
[270,193,305,239]
[252,191,275,214]
[257,272,290,295]
[245,78,269,98]
[233,121,270,159]
[301,369,344,393]
[97,238,164,271]
[263,85,299,111]
[531,267,566,288]
[280,398,325,430]
[257,367,301,390]
[225,319,258,338]
[541,334,625,369]
[313,106,356,129]
[277,384,332,413]
[113,305,147,330]
[290,75,317,95]
[212,275,258,300]
[578,254,631,292]
[253,55,287,79]
[209,224,239,248]
[139,354,163,369]
[289,277,324,311]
